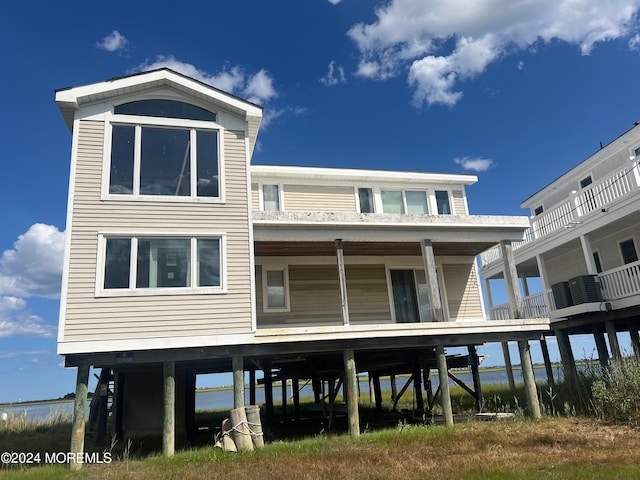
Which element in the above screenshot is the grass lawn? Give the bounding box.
[2,416,640,479]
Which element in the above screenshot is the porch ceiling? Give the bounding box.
[254,240,498,257]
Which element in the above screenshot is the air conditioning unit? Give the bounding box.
[568,275,603,304]
[551,281,573,309]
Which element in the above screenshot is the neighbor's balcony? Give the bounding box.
[480,161,640,268]
[489,260,640,319]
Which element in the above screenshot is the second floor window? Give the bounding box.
[109,125,219,198]
[358,188,374,213]
[263,184,281,211]
[620,239,638,265]
[435,190,451,214]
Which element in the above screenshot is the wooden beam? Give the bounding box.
[593,329,610,371]
[468,345,482,411]
[249,369,257,406]
[264,360,274,420]
[412,358,424,411]
[421,239,444,322]
[502,342,516,392]
[605,320,622,361]
[372,374,383,412]
[630,327,640,360]
[70,364,89,471]
[556,329,578,388]
[292,378,301,420]
[335,239,350,325]
[447,371,475,397]
[540,337,555,388]
[163,361,175,457]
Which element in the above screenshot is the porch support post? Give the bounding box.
[580,235,598,275]
[520,273,530,297]
[70,363,90,471]
[500,240,523,319]
[605,320,622,361]
[502,342,516,392]
[540,337,555,388]
[556,329,578,387]
[535,254,551,314]
[232,355,244,409]
[163,361,176,457]
[630,327,640,360]
[335,239,350,325]
[343,349,360,436]
[484,276,495,315]
[468,345,482,411]
[421,239,444,322]
[435,345,454,426]
[593,328,610,370]
[518,340,541,419]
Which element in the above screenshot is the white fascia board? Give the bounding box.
[55,70,263,118]
[250,165,477,186]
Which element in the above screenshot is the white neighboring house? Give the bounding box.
[480,122,640,381]
[55,69,548,460]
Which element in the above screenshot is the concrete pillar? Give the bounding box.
[232,355,244,409]
[502,342,516,391]
[435,345,454,426]
[335,239,350,325]
[70,364,89,471]
[593,329,610,370]
[163,361,175,457]
[518,340,542,419]
[343,349,360,436]
[540,337,555,388]
[605,320,622,361]
[421,239,444,322]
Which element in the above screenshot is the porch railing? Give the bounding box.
[489,292,550,320]
[480,161,640,269]
[599,260,640,300]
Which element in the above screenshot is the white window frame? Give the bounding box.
[96,231,226,297]
[101,109,225,203]
[261,261,290,312]
[259,182,284,212]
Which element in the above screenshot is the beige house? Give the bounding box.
[55,69,548,462]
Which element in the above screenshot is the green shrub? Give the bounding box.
[591,357,640,426]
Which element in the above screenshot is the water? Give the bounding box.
[2,367,553,422]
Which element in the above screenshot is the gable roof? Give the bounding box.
[55,68,263,155]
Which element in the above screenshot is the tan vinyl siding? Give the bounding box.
[251,183,259,211]
[62,121,253,344]
[452,190,466,214]
[283,185,356,212]
[256,263,392,327]
[442,262,483,320]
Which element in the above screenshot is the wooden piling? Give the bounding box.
[245,405,264,449]
[540,337,555,388]
[163,361,176,457]
[468,346,482,412]
[232,355,244,409]
[230,407,254,452]
[343,349,360,437]
[70,364,89,471]
[502,342,516,391]
[518,340,541,420]
[435,345,453,426]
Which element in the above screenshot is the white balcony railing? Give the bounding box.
[599,260,640,300]
[480,161,640,269]
[489,292,550,320]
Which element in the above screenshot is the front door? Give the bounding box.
[390,269,433,323]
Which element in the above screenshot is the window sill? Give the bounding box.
[100,193,226,204]
[95,286,226,298]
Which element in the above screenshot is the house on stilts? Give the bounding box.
[480,122,640,388]
[55,69,549,465]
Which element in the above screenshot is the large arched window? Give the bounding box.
[114,99,217,122]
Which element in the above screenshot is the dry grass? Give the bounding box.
[24,417,633,480]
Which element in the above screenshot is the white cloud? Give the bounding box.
[320,61,347,86]
[328,0,342,4]
[96,30,129,53]
[0,224,65,299]
[348,0,640,106]
[244,69,278,104]
[0,296,55,339]
[0,349,48,359]
[262,106,307,129]
[454,156,495,172]
[630,34,640,50]
[136,56,277,104]
[517,60,524,70]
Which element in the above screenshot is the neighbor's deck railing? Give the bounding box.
[480,161,640,269]
[490,264,640,319]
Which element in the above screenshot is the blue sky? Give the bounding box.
[1,0,640,403]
